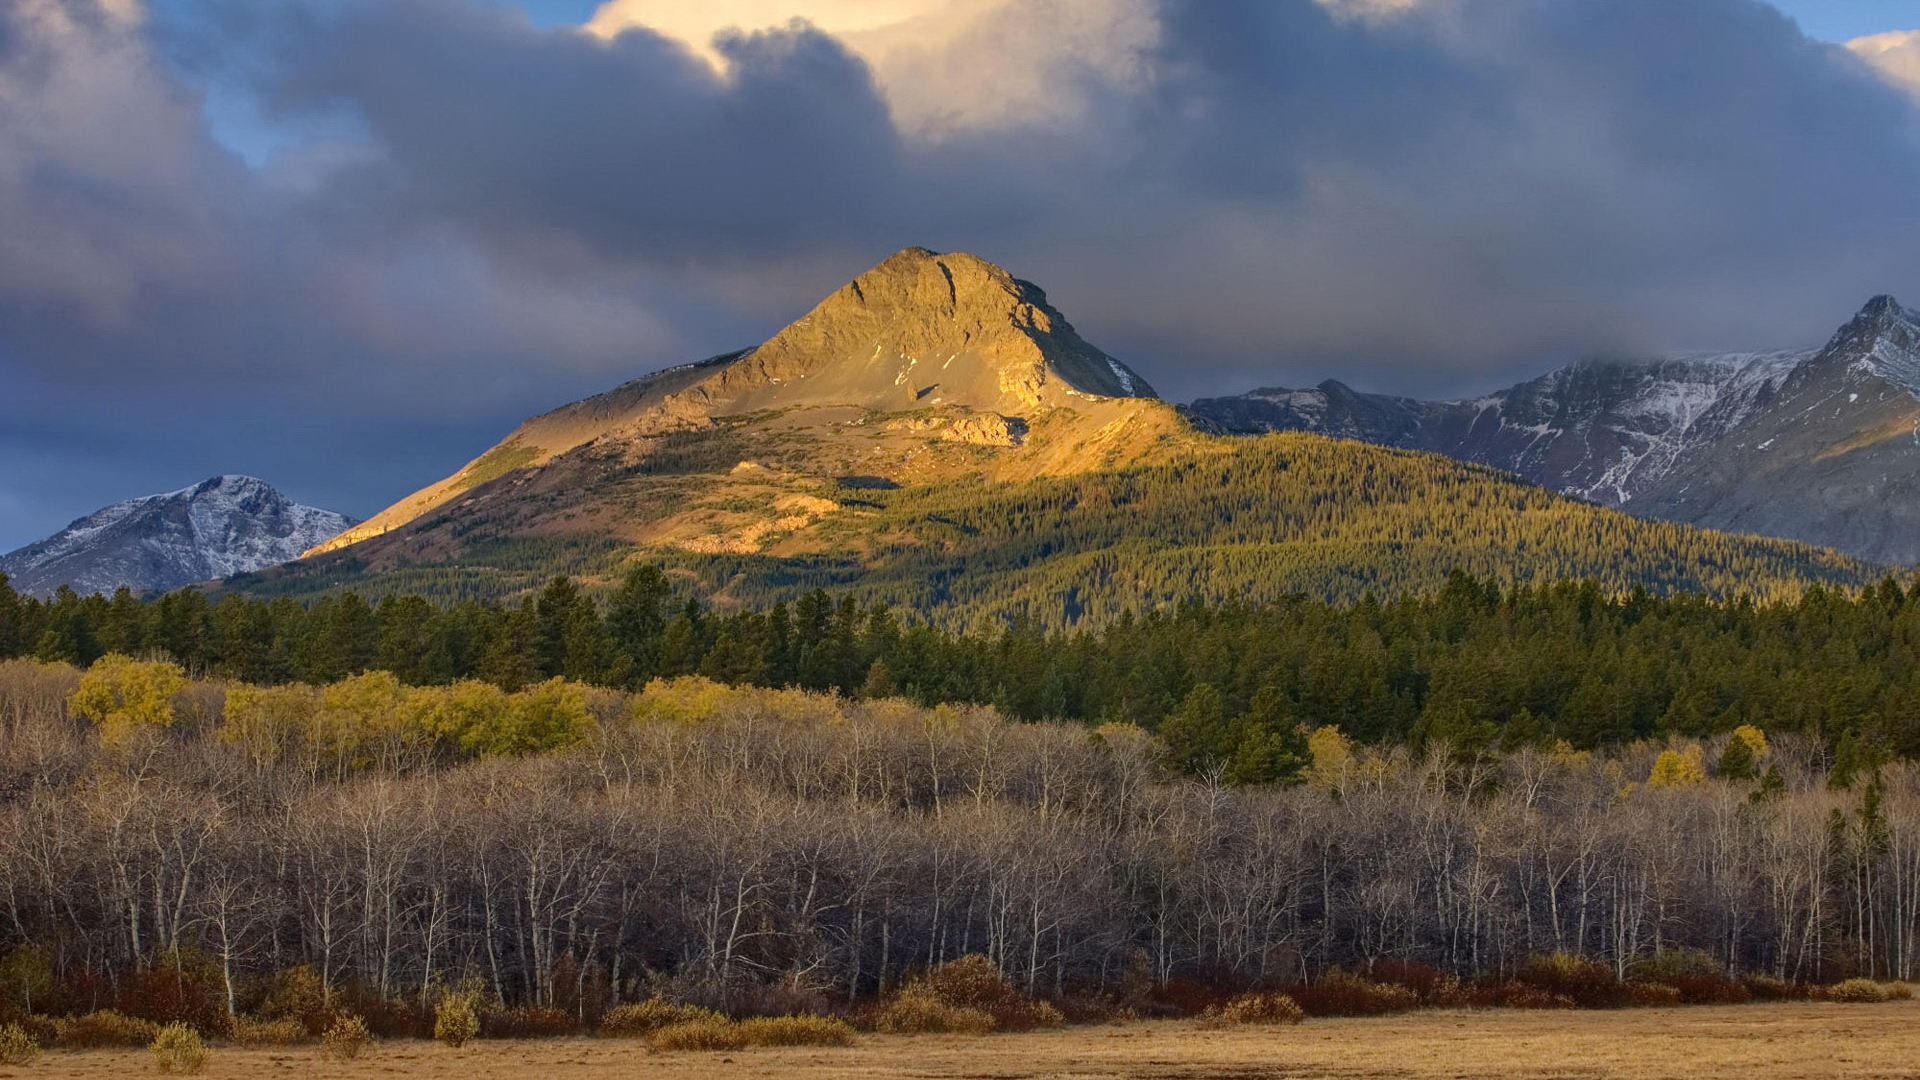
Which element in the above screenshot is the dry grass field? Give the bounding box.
[8,1002,1917,1080]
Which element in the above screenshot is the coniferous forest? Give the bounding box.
[7,566,1920,763]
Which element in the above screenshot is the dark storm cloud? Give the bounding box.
[4,0,1920,549]
[268,0,901,261]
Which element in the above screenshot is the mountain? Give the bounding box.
[1,476,356,597]
[256,248,1878,625]
[1188,297,1920,565]
[302,246,1180,560]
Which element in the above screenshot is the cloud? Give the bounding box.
[7,0,1920,547]
[583,0,1159,134]
[1852,30,1920,99]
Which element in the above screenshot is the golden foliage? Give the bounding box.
[733,1016,857,1047]
[648,1018,748,1051]
[599,997,724,1037]
[434,990,481,1048]
[149,1022,208,1074]
[54,1009,159,1048]
[872,990,996,1035]
[0,1022,41,1066]
[1647,745,1707,787]
[68,654,187,750]
[1197,992,1305,1028]
[321,1013,374,1060]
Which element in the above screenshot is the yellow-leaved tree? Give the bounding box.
[1647,744,1707,787]
[1306,725,1355,794]
[68,655,188,751]
[221,683,320,772]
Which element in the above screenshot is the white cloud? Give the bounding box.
[584,0,1157,134]
[1850,30,1920,100]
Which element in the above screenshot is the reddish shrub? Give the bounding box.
[1627,949,1747,1005]
[1512,953,1626,1009]
[480,1004,579,1039]
[1740,973,1801,1001]
[1360,959,1448,1000]
[1625,981,1683,1007]
[1288,970,1420,1017]
[1141,976,1231,1019]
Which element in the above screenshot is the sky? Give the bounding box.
[4,0,1920,552]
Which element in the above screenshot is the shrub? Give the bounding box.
[150,1022,208,1074]
[480,1004,578,1039]
[1740,973,1798,1001]
[1360,959,1448,999]
[230,1015,309,1046]
[1289,970,1420,1017]
[735,1015,858,1047]
[0,1015,56,1051]
[1513,953,1626,1008]
[1196,992,1305,1028]
[600,997,725,1037]
[0,1022,41,1066]
[650,1018,747,1051]
[433,993,480,1048]
[872,989,996,1035]
[1888,982,1917,1001]
[1824,978,1892,1003]
[321,1013,373,1060]
[1627,948,1747,1004]
[1478,983,1572,1010]
[253,965,330,1035]
[55,1008,159,1047]
[1625,981,1683,1007]
[916,955,1063,1031]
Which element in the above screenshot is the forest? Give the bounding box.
[238,433,1880,626]
[0,661,1916,1042]
[7,566,1920,764]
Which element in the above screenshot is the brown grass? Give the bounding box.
[11,1001,1920,1079]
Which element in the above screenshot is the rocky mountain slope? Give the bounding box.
[253,248,1875,624]
[1,476,356,597]
[1189,297,1920,564]
[303,246,1182,563]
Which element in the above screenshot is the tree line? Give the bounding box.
[1,664,1916,1033]
[9,566,1920,764]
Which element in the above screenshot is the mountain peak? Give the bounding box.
[0,478,356,597]
[1810,292,1920,395]
[673,247,1157,416]
[1860,294,1909,318]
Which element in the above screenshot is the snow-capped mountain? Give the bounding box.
[1187,296,1920,565]
[0,476,357,597]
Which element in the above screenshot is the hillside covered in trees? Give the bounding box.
[8,567,1920,764]
[251,434,1882,628]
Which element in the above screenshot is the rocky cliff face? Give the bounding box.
[1188,297,1920,565]
[1,476,356,597]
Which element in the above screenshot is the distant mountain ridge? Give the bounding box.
[1188,296,1920,565]
[1,476,355,597]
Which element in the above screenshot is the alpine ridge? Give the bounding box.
[1,476,357,597]
[1189,296,1920,565]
